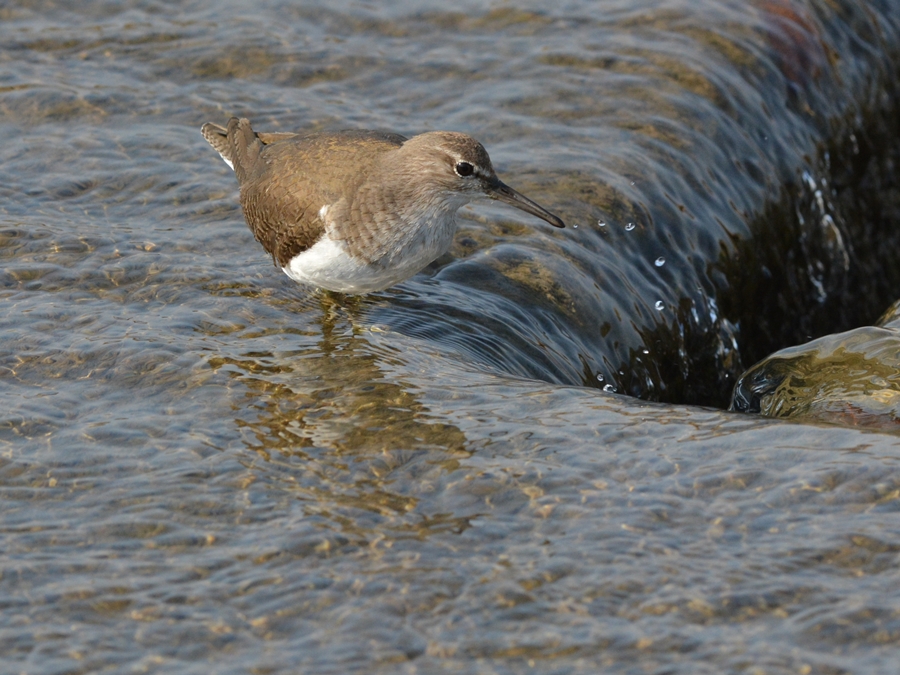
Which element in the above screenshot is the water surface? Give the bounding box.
[2,1,900,673]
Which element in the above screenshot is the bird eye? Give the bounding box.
[455,161,475,177]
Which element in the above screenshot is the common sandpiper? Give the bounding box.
[201,117,565,294]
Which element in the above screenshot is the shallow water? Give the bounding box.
[3,1,900,673]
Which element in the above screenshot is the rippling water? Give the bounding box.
[3,1,900,673]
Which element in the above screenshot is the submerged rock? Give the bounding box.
[730,301,900,428]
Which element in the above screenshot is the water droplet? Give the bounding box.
[603,384,615,393]
[655,301,665,311]
[655,256,665,267]
[573,224,578,229]
[630,181,635,186]
[596,373,605,382]
[597,221,606,228]
[625,222,635,231]
[642,349,649,355]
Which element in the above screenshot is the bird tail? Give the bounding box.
[200,117,265,183]
[200,121,236,170]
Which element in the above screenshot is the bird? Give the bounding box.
[201,117,565,294]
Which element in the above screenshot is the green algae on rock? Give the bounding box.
[730,306,900,429]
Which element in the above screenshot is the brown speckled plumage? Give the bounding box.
[202,118,409,266]
[201,116,564,293]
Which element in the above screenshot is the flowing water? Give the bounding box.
[3,1,900,673]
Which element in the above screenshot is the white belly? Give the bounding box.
[283,199,460,294]
[283,228,452,294]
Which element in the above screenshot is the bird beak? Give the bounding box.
[484,177,566,228]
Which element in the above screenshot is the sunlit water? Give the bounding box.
[2,1,900,673]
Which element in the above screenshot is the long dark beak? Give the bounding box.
[485,177,565,228]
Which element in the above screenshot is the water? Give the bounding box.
[3,0,900,673]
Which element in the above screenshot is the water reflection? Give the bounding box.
[211,296,473,537]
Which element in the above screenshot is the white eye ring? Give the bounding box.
[455,161,475,177]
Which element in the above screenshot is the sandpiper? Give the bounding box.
[201,117,565,294]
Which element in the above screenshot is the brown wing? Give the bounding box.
[257,131,299,145]
[236,125,406,267]
[202,117,406,267]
